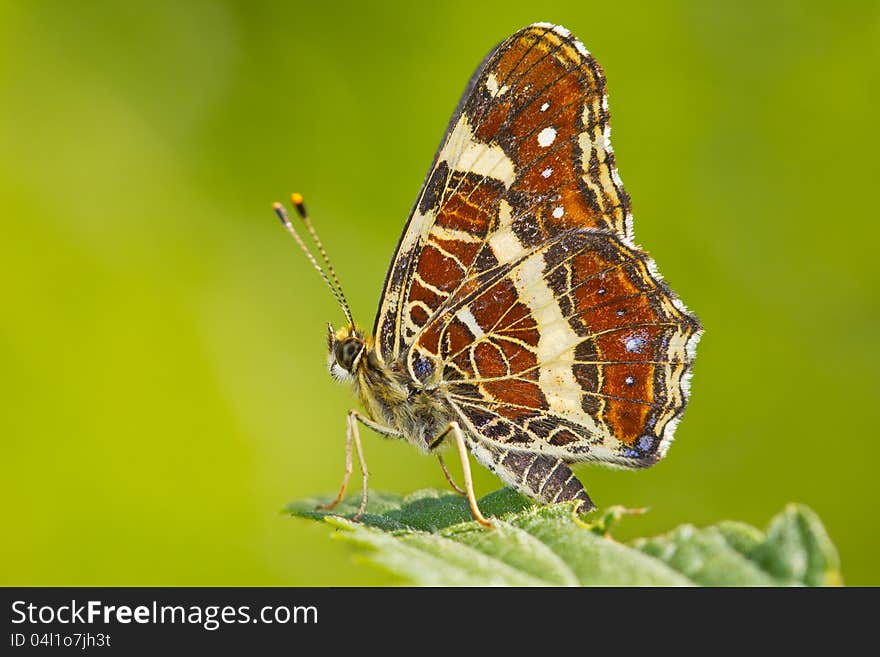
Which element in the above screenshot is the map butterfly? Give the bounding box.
[274,23,702,526]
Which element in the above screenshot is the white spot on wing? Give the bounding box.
[538,127,557,148]
[485,72,499,95]
[541,167,553,178]
[624,332,648,354]
[485,72,509,98]
[487,200,526,263]
[439,114,516,188]
[455,306,485,339]
[552,206,565,219]
[540,102,550,112]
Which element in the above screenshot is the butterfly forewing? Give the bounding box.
[374,23,632,362]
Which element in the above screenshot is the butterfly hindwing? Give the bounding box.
[416,229,700,465]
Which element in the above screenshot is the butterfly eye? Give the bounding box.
[336,339,362,371]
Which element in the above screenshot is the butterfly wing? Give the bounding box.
[426,228,701,468]
[373,22,633,364]
[374,23,701,471]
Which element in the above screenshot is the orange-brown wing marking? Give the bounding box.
[468,24,632,240]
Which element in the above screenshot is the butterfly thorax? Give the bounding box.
[359,348,456,452]
[328,324,453,451]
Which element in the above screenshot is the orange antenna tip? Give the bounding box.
[290,192,307,218]
[272,202,289,225]
[272,190,353,325]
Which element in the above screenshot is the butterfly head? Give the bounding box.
[327,323,367,382]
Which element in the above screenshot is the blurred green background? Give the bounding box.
[2,0,878,586]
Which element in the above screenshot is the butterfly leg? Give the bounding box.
[317,410,399,521]
[436,454,466,495]
[430,422,492,527]
[469,442,596,512]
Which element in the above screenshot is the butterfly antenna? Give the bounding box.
[272,200,355,325]
[289,193,354,323]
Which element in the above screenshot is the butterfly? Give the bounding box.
[273,22,702,526]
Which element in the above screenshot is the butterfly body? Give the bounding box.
[284,22,702,521]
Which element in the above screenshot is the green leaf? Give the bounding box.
[287,489,842,586]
